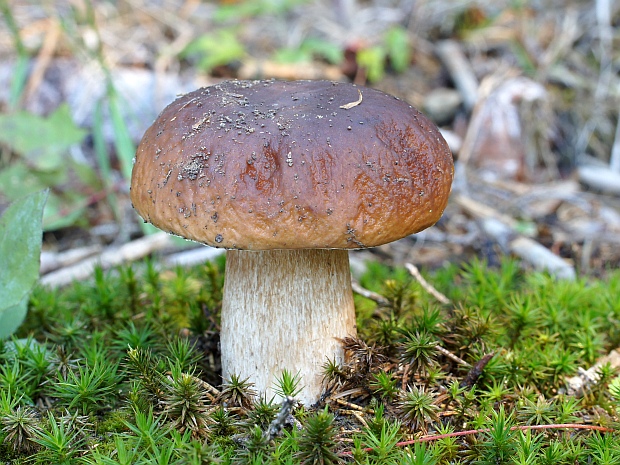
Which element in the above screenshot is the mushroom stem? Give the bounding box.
[221,249,357,405]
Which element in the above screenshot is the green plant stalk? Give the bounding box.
[0,0,29,109]
[92,100,119,220]
[106,85,135,183]
[8,56,29,110]
[106,86,158,236]
[54,0,147,233]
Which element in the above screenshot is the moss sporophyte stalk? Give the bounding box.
[1,258,620,463]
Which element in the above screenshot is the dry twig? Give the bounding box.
[435,40,478,111]
[434,345,471,368]
[404,263,451,305]
[454,195,576,280]
[351,281,390,307]
[565,348,620,396]
[40,232,173,287]
[577,165,620,195]
[266,396,296,440]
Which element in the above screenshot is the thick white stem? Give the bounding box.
[221,249,357,405]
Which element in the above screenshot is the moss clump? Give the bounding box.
[1,256,620,464]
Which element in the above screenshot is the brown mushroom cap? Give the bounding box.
[130,79,454,250]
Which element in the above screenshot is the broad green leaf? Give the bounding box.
[0,162,66,199]
[301,37,343,65]
[107,89,135,182]
[357,46,386,83]
[0,160,98,231]
[0,189,48,339]
[213,1,266,21]
[274,39,343,65]
[73,157,100,187]
[385,26,411,73]
[9,54,29,110]
[273,47,313,64]
[43,191,89,231]
[0,294,28,339]
[213,0,306,22]
[181,30,246,72]
[0,104,86,170]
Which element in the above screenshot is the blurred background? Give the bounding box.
[0,0,619,282]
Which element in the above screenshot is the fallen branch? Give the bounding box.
[578,164,620,195]
[564,348,620,396]
[435,40,478,112]
[611,113,620,172]
[40,232,173,288]
[238,58,343,81]
[193,377,221,400]
[508,234,576,280]
[40,245,102,274]
[454,195,576,280]
[164,246,225,267]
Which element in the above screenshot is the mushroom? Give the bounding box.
[130,79,453,405]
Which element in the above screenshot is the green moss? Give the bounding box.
[94,410,132,435]
[2,257,620,463]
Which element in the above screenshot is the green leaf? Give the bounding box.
[273,47,313,64]
[0,162,97,230]
[107,89,135,182]
[213,0,306,22]
[0,104,86,171]
[0,295,29,340]
[274,38,343,65]
[0,162,63,199]
[213,1,266,21]
[181,30,246,72]
[9,54,29,110]
[93,99,119,219]
[301,37,343,65]
[42,191,89,231]
[357,46,386,83]
[0,189,48,339]
[385,26,411,73]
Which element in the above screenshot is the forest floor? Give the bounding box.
[1,2,620,464]
[1,0,619,280]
